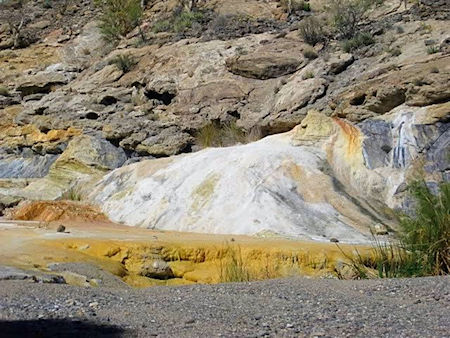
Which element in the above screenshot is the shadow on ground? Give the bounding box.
[0,319,134,337]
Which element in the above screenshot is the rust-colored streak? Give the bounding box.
[333,117,362,157]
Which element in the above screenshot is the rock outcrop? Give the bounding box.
[0,0,448,242]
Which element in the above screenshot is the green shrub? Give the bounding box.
[94,0,142,42]
[342,32,374,52]
[173,10,204,33]
[152,20,171,33]
[426,45,440,54]
[399,181,449,275]
[328,0,371,39]
[0,86,10,96]
[302,46,318,59]
[302,70,315,79]
[298,17,324,46]
[60,186,83,201]
[109,54,136,72]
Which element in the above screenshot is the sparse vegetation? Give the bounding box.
[419,22,432,33]
[151,9,204,34]
[336,181,450,279]
[152,19,171,33]
[0,0,29,48]
[399,181,449,275]
[298,17,324,46]
[342,32,374,52]
[173,10,204,33]
[109,54,136,72]
[302,46,318,59]
[60,186,83,201]
[388,46,402,57]
[0,86,10,96]
[302,70,315,79]
[219,244,251,283]
[195,121,262,148]
[427,45,440,54]
[328,0,371,39]
[395,25,404,34]
[94,0,143,42]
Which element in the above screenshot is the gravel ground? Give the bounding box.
[0,276,449,337]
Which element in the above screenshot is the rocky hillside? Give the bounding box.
[0,0,449,241]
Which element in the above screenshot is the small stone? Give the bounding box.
[330,238,339,243]
[184,318,195,324]
[56,224,66,233]
[374,223,388,235]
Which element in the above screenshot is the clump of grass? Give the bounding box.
[60,186,83,201]
[0,86,10,96]
[219,244,251,283]
[302,70,315,79]
[399,181,449,275]
[173,10,204,33]
[151,10,204,34]
[298,17,324,46]
[426,45,440,54]
[152,20,171,33]
[302,46,318,60]
[196,121,262,148]
[109,54,136,73]
[342,32,374,52]
[336,181,449,279]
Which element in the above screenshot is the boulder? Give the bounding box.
[327,53,354,75]
[226,54,303,79]
[16,73,68,97]
[139,260,174,280]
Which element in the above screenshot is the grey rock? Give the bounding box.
[0,153,59,178]
[140,260,174,280]
[359,120,393,169]
[327,53,354,75]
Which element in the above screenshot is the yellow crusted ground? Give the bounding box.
[0,219,373,287]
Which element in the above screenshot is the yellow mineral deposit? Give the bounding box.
[0,206,373,288]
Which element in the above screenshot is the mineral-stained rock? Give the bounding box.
[55,135,127,172]
[10,200,108,222]
[89,105,449,241]
[13,135,127,200]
